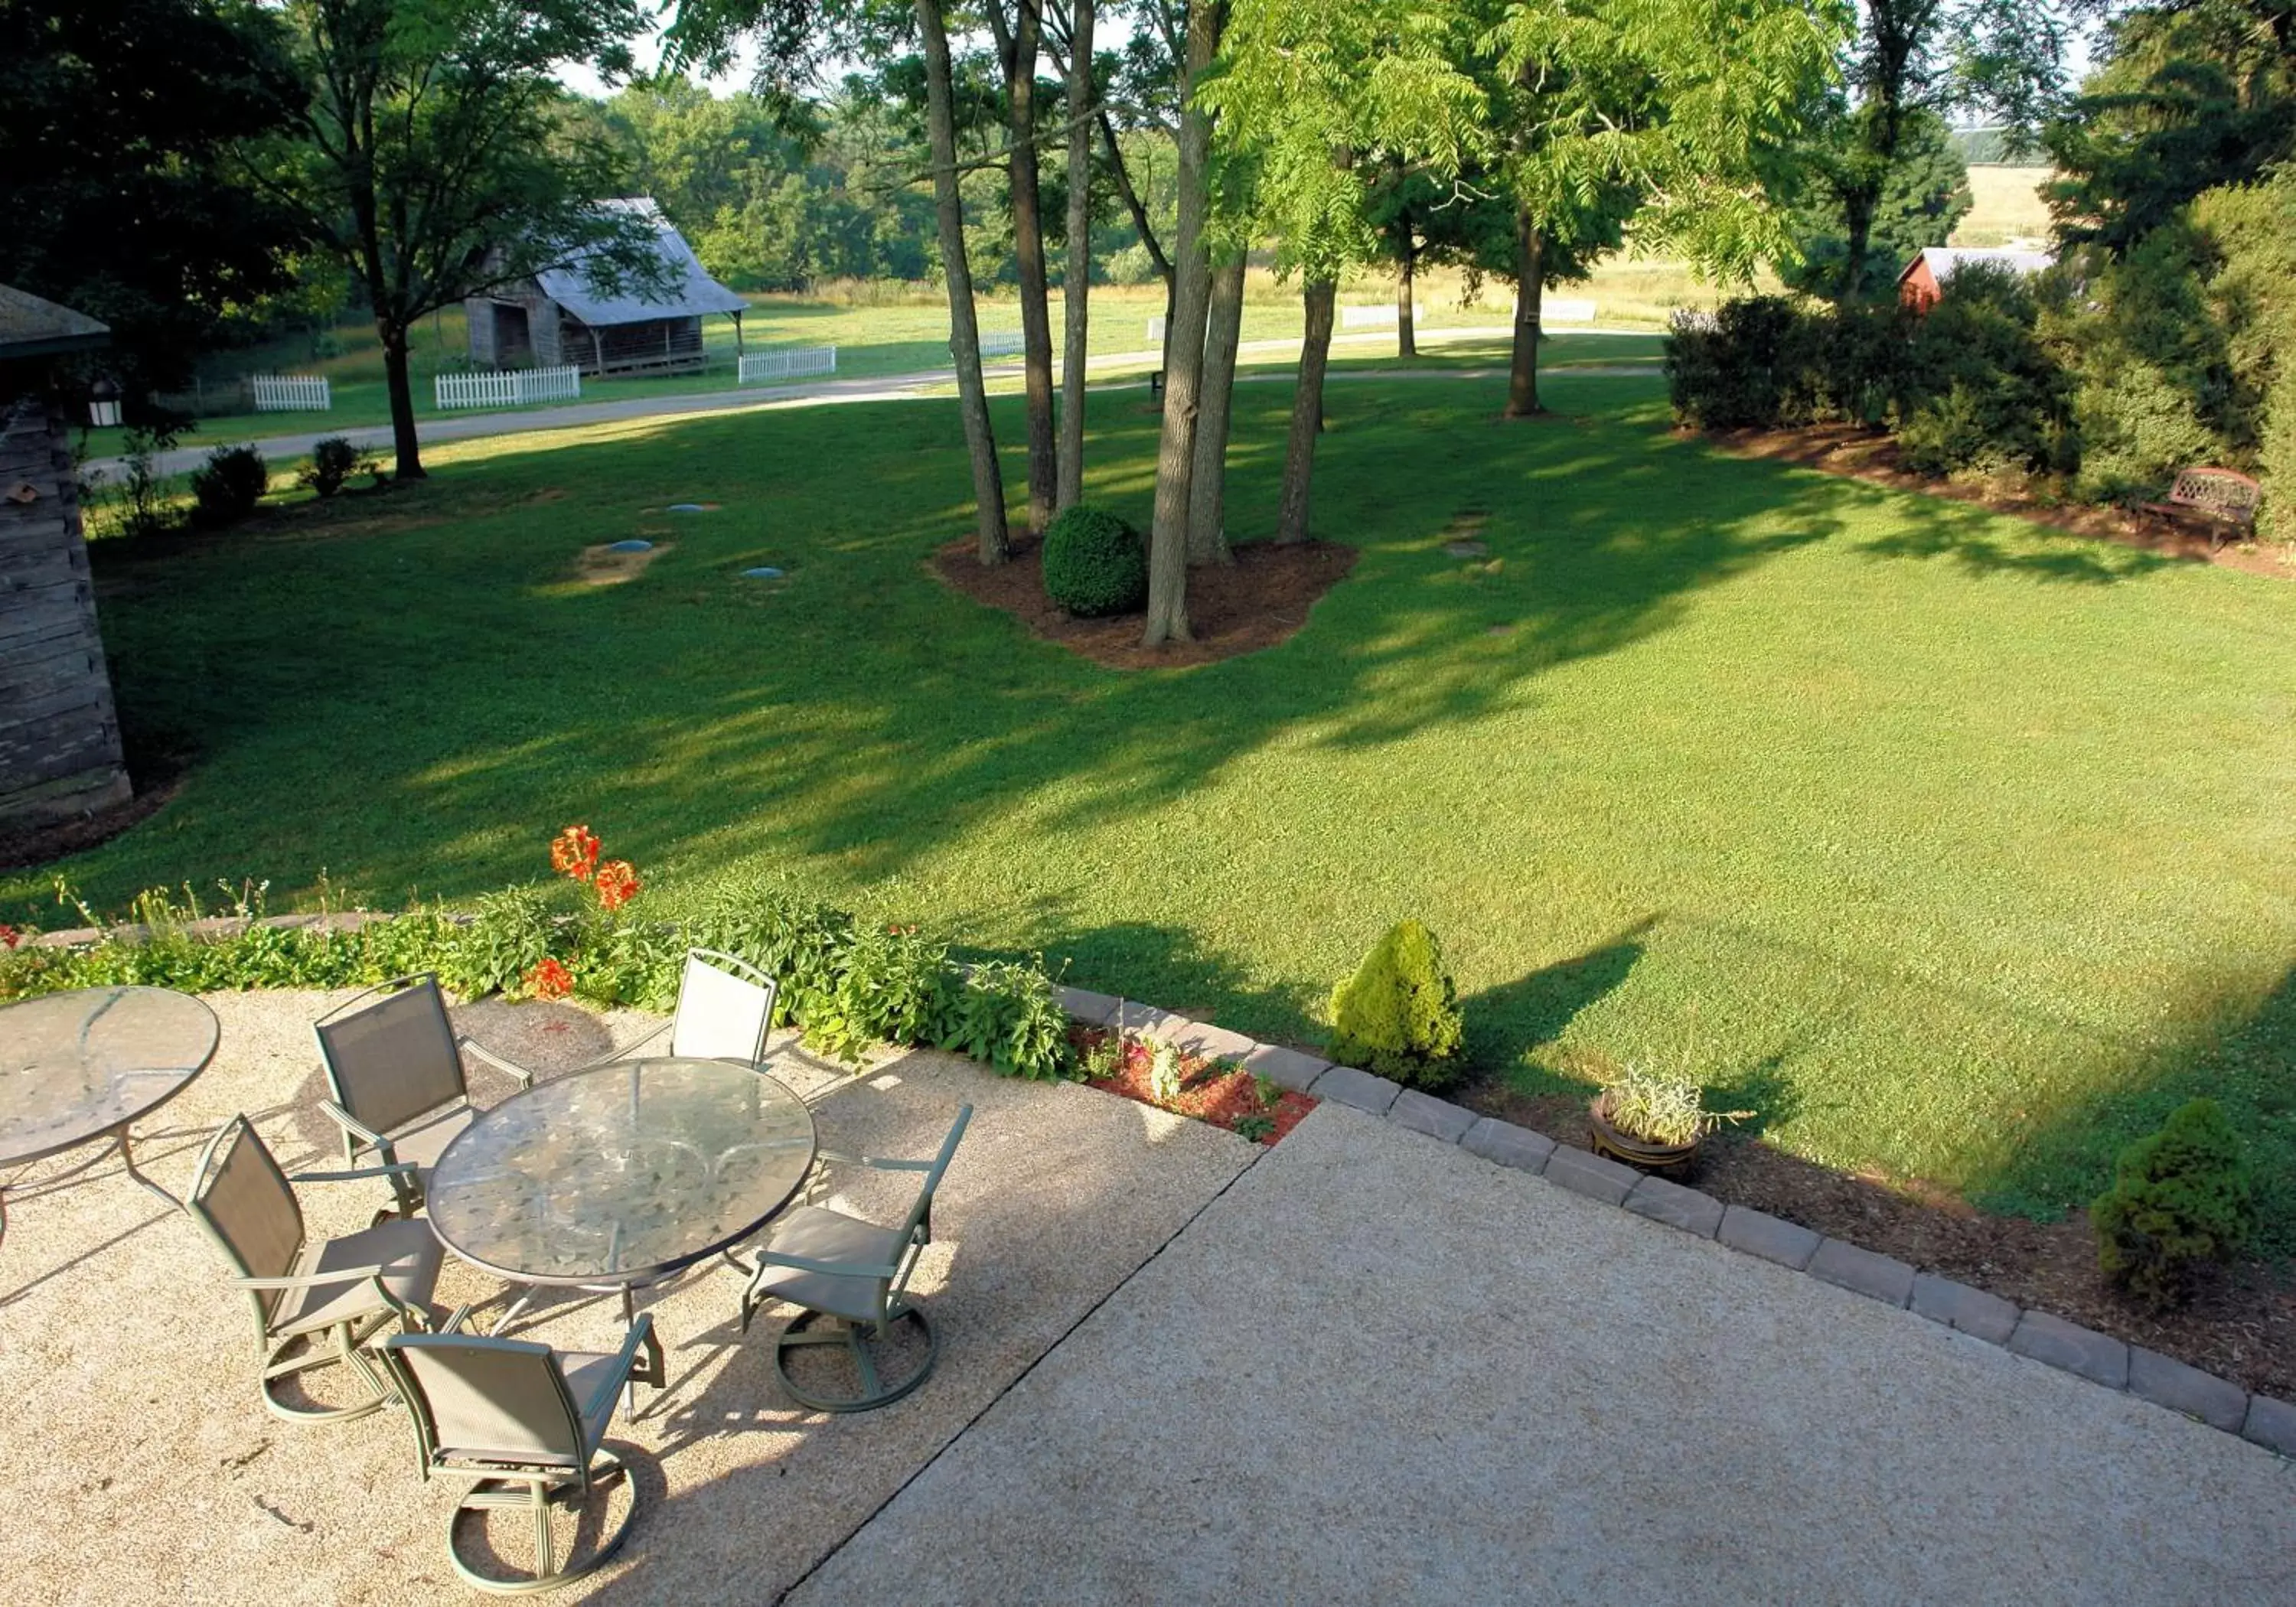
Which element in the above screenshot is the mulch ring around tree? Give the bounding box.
[1710,422,2294,581]
[1466,1083,2296,1401]
[1072,1026,1316,1146]
[931,535,1358,669]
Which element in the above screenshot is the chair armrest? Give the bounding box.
[290,1162,421,1185]
[751,1248,901,1282]
[318,1099,391,1151]
[577,1314,664,1423]
[233,1265,393,1289]
[459,1038,536,1089]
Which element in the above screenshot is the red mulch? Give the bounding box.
[1709,422,2292,581]
[1467,1084,2296,1399]
[930,535,1358,669]
[1074,1027,1315,1146]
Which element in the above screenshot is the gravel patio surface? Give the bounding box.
[0,989,1253,1604]
[794,1103,2296,1607]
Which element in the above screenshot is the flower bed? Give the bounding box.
[1074,1026,1315,1146]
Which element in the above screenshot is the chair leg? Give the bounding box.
[446,1453,639,1595]
[771,1300,941,1413]
[258,1325,396,1424]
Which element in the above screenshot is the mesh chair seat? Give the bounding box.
[270,1219,445,1339]
[374,1103,476,1175]
[744,1206,911,1325]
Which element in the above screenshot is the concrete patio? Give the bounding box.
[2,989,2291,1604]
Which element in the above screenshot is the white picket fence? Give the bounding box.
[1339,303,1427,330]
[1544,298,1598,324]
[738,346,838,385]
[977,331,1026,359]
[433,365,582,411]
[249,375,331,412]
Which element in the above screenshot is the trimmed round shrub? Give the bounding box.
[300,435,370,499]
[1040,504,1146,617]
[1326,919,1465,1090]
[2092,1097,2255,1310]
[190,444,269,524]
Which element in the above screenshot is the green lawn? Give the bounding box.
[21,371,2296,1246]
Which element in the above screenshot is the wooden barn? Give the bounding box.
[0,285,131,832]
[1896,246,2053,311]
[464,199,748,377]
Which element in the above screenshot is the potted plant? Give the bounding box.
[1588,1071,1752,1173]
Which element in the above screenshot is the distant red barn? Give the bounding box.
[1896,247,2053,311]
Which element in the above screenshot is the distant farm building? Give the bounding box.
[0,284,132,830]
[1896,247,2053,312]
[465,200,747,377]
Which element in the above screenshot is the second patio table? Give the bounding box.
[425,1055,817,1328]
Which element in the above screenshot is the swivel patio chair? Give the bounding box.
[735,1104,971,1412]
[314,973,533,1220]
[380,1315,665,1595]
[620,947,781,1068]
[186,1114,449,1424]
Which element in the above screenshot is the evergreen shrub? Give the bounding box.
[1326,919,1465,1090]
[189,445,269,523]
[2092,1097,2256,1310]
[1041,504,1146,617]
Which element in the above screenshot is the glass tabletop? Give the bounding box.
[0,987,221,1168]
[425,1057,818,1287]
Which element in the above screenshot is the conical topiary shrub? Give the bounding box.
[2092,1097,2255,1310]
[1326,920,1465,1090]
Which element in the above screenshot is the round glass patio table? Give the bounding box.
[425,1056,817,1320]
[0,986,221,1244]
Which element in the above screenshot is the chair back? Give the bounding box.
[899,1105,974,1244]
[315,974,468,1139]
[381,1334,586,1475]
[187,1116,305,1336]
[670,949,778,1066]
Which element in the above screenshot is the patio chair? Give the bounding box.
[314,973,533,1219]
[736,1104,971,1412]
[186,1114,449,1424]
[619,947,781,1068]
[380,1315,665,1595]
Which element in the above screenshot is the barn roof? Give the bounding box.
[535,199,748,328]
[0,283,111,358]
[1897,246,2054,285]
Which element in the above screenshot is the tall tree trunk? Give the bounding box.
[918,0,1009,563]
[380,321,423,479]
[1008,2,1057,535]
[1839,184,1880,300]
[1141,0,1220,645]
[1505,208,1545,419]
[1057,0,1095,510]
[1397,233,1417,360]
[1188,252,1245,564]
[1277,279,1336,545]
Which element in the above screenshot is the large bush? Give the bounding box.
[1893,261,2073,478]
[1040,504,1147,617]
[298,436,372,499]
[1666,298,1905,432]
[1326,919,1465,1090]
[2092,1097,2255,1310]
[2196,171,2296,541]
[189,444,269,524]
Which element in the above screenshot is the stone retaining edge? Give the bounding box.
[1058,989,2296,1460]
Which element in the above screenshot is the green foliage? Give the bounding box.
[933,960,1074,1082]
[2092,1097,2256,1309]
[1893,262,2071,477]
[299,436,372,499]
[1146,1037,1184,1105]
[1597,1071,1752,1147]
[1039,504,1146,618]
[1785,109,1975,300]
[438,885,558,1000]
[189,445,269,524]
[1326,919,1464,1090]
[1232,1113,1277,1142]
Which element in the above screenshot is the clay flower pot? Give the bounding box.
[1587,1091,1703,1173]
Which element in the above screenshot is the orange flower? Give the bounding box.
[550,824,601,882]
[527,957,573,999]
[0,922,20,950]
[594,859,641,911]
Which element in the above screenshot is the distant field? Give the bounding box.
[1953,167,2056,248]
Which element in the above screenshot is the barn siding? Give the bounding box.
[0,399,131,828]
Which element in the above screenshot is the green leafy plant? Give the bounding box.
[1326,919,1465,1090]
[1081,1033,1124,1081]
[2092,1097,2256,1310]
[438,885,557,1000]
[1595,1071,1752,1148]
[1039,504,1147,618]
[189,444,269,524]
[1233,1113,1277,1143]
[1253,1072,1281,1110]
[299,435,374,500]
[1146,1037,1183,1105]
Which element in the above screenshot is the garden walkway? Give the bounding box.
[6,990,2281,1604]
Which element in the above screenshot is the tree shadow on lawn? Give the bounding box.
[1459,916,1658,1071]
[1848,492,2185,586]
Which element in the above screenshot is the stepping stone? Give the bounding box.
[667,501,719,513]
[605,538,653,553]
[1443,539,1489,558]
[742,566,785,579]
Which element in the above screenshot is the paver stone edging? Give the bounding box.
[1049,989,2296,1459]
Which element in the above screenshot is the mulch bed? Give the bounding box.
[1466,1082,2296,1400]
[1711,422,2293,582]
[1074,1027,1316,1146]
[931,535,1358,669]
